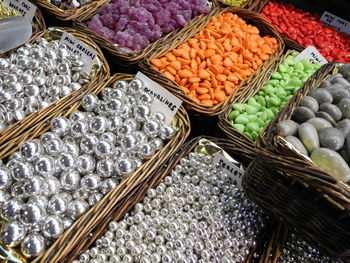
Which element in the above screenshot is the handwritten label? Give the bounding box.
[213,153,244,189]
[59,32,98,74]
[4,0,36,22]
[295,46,328,65]
[135,72,182,124]
[320,11,350,35]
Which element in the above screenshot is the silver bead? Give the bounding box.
[0,167,12,189]
[127,78,143,94]
[43,176,61,197]
[89,116,107,134]
[20,203,46,225]
[95,140,114,157]
[44,138,65,156]
[58,152,77,171]
[10,160,34,181]
[81,174,101,190]
[88,192,103,206]
[100,178,119,194]
[19,140,41,161]
[80,134,98,154]
[160,125,176,140]
[139,143,156,159]
[113,80,128,91]
[116,157,135,176]
[68,199,88,219]
[82,94,99,111]
[24,176,44,196]
[60,170,80,191]
[35,155,55,176]
[96,158,115,177]
[106,98,123,115]
[40,132,59,145]
[42,215,64,239]
[77,154,96,174]
[0,221,26,247]
[143,120,161,138]
[71,120,89,137]
[21,233,46,257]
[51,117,71,135]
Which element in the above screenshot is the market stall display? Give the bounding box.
[256,0,350,63]
[35,0,109,21]
[0,27,109,152]
[140,7,284,116]
[243,63,350,261]
[218,50,321,152]
[0,74,190,262]
[74,0,216,64]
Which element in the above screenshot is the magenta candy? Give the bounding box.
[87,0,210,52]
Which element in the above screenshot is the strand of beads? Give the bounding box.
[0,78,176,258]
[75,151,267,263]
[0,37,91,131]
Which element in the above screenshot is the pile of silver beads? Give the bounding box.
[74,151,268,263]
[0,78,176,258]
[278,231,339,263]
[0,37,91,131]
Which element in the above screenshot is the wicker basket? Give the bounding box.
[54,135,289,263]
[0,27,110,155]
[35,0,109,21]
[73,0,219,65]
[0,74,190,263]
[139,7,284,116]
[218,50,293,155]
[242,63,350,261]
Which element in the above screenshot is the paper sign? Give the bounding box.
[320,11,350,35]
[135,72,182,124]
[213,152,244,189]
[4,0,36,22]
[295,46,328,65]
[59,32,98,74]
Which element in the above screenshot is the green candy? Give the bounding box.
[233,124,245,133]
[229,110,240,121]
[235,114,249,125]
[232,103,246,112]
[272,72,282,80]
[246,122,260,133]
[243,132,253,140]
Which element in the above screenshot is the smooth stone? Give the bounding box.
[306,117,332,132]
[329,88,350,103]
[339,147,350,163]
[285,136,308,156]
[308,88,333,104]
[339,64,350,79]
[298,123,320,153]
[311,148,350,182]
[318,127,345,151]
[338,98,350,119]
[275,120,299,137]
[300,96,319,113]
[318,80,331,89]
[315,111,337,126]
[336,119,350,137]
[332,77,350,87]
[319,103,342,121]
[292,106,315,123]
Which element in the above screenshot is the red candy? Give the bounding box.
[261,1,350,63]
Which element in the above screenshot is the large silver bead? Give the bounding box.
[134,104,151,122]
[107,116,123,132]
[68,199,89,219]
[113,80,128,91]
[82,94,99,111]
[58,152,77,171]
[43,176,61,197]
[81,174,101,191]
[44,138,65,156]
[80,134,98,154]
[100,178,119,195]
[10,161,34,181]
[110,88,125,100]
[96,158,115,177]
[127,78,143,94]
[160,125,176,140]
[95,140,114,157]
[35,155,55,176]
[60,170,80,191]
[19,140,41,161]
[20,203,46,225]
[143,120,161,138]
[48,194,70,215]
[115,157,135,176]
[21,233,46,257]
[0,190,10,205]
[0,221,26,247]
[24,176,44,196]
[71,120,89,137]
[1,199,23,220]
[42,215,64,239]
[88,192,103,206]
[0,167,12,189]
[106,98,123,115]
[139,143,156,159]
[77,155,96,174]
[121,134,138,150]
[89,116,107,134]
[51,117,71,135]
[40,132,59,145]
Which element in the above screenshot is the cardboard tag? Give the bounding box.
[295,46,328,65]
[135,72,182,124]
[320,11,350,35]
[60,32,98,74]
[4,0,36,22]
[213,152,244,189]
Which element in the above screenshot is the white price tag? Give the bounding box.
[295,46,328,65]
[135,72,182,124]
[60,32,98,74]
[4,0,36,22]
[320,11,350,35]
[213,152,244,189]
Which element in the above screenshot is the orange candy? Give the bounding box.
[150,12,278,106]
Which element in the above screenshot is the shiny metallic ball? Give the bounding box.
[71,120,89,137]
[19,140,41,161]
[28,196,48,209]
[43,176,61,197]
[117,123,133,137]
[68,199,89,219]
[133,104,151,122]
[48,194,69,215]
[0,190,10,205]
[80,134,98,154]
[0,221,26,247]
[40,132,59,145]
[21,233,46,257]
[143,120,161,138]
[51,117,71,135]
[160,125,176,140]
[77,154,96,174]
[110,88,125,99]
[20,203,46,225]
[88,192,104,206]
[64,137,80,156]
[116,157,135,176]
[81,174,101,191]
[96,158,115,178]
[121,134,138,150]
[100,178,119,195]
[106,98,123,115]
[127,78,143,94]
[82,94,99,111]
[10,160,34,181]
[44,138,65,156]
[0,167,12,189]
[95,140,114,157]
[137,93,153,105]
[152,112,166,123]
[119,104,132,119]
[139,143,156,159]
[24,176,44,196]
[42,215,64,239]
[1,199,22,220]
[89,116,107,134]
[70,111,86,122]
[11,181,26,199]
[113,80,128,91]
[150,138,164,151]
[58,152,77,171]
[100,132,117,145]
[107,116,123,132]
[60,170,80,191]
[35,155,55,176]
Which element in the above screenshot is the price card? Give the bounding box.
[3,0,36,22]
[320,11,350,35]
[60,32,98,74]
[295,46,328,65]
[213,152,244,189]
[135,72,182,124]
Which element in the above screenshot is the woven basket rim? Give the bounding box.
[72,0,219,64]
[35,0,109,21]
[139,6,285,116]
[0,26,110,155]
[11,73,191,262]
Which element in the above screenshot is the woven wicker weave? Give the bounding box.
[0,27,110,156]
[218,50,293,155]
[73,0,219,65]
[0,74,190,263]
[35,0,109,21]
[253,0,307,52]
[243,63,350,261]
[139,7,284,116]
